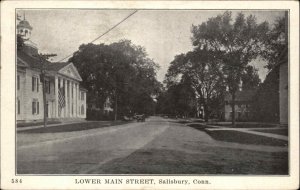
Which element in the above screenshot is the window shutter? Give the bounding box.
[37,78,39,92]
[32,77,34,91]
[18,99,20,114]
[32,101,35,114]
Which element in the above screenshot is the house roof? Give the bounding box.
[46,62,71,71]
[17,50,70,72]
[224,89,256,102]
[17,20,33,30]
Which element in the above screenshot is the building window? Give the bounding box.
[32,100,39,115]
[17,98,20,114]
[81,105,84,115]
[17,75,20,90]
[32,76,39,92]
[81,92,84,100]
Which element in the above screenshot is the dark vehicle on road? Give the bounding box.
[135,114,145,122]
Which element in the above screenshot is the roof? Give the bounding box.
[45,62,71,71]
[17,20,33,30]
[17,50,70,72]
[224,89,257,102]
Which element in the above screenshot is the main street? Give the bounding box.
[17,117,287,174]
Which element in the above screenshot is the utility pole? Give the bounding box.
[114,88,118,121]
[35,53,57,128]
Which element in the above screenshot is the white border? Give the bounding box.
[1,1,299,189]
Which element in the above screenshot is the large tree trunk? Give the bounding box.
[231,91,236,127]
[204,104,209,122]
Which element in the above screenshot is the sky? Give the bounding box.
[17,9,285,82]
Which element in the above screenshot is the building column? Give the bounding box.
[74,83,77,118]
[71,81,74,117]
[63,78,67,118]
[54,76,59,118]
[76,83,79,117]
[68,80,71,118]
[59,78,64,118]
[77,85,80,117]
[73,82,76,118]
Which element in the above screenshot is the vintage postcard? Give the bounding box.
[1,1,299,189]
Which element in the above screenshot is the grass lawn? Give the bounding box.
[19,121,130,134]
[205,130,288,146]
[252,128,288,136]
[187,124,287,147]
[17,121,61,128]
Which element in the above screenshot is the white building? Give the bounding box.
[17,17,87,123]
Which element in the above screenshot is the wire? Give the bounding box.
[57,10,138,62]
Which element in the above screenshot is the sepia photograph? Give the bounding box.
[1,1,299,189]
[16,9,289,175]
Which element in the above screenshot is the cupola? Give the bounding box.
[17,14,33,41]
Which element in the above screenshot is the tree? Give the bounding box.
[241,65,261,90]
[156,77,196,117]
[191,11,269,126]
[165,49,225,121]
[260,13,288,70]
[69,40,161,120]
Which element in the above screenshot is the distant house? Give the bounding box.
[88,97,113,114]
[223,89,256,121]
[103,97,113,114]
[16,17,87,123]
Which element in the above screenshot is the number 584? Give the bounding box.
[11,179,22,183]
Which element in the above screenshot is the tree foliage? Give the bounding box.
[191,11,268,124]
[164,49,225,121]
[156,76,196,117]
[191,11,268,92]
[260,14,288,69]
[69,40,161,118]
